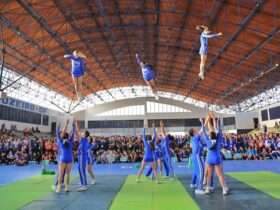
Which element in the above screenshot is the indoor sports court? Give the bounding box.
[0,1,280,210]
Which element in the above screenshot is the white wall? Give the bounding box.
[72,97,236,136]
[73,97,233,123]
[235,111,258,130]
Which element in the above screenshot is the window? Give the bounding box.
[88,120,144,128]
[269,106,280,120]
[42,115,49,126]
[148,119,200,127]
[0,105,41,125]
[223,117,236,126]
[261,109,269,121]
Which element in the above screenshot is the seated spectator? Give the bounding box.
[15,150,28,166]
[7,150,15,164]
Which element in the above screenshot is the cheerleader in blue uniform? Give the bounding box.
[136,126,159,183]
[87,137,97,185]
[160,120,175,178]
[52,126,65,191]
[196,25,222,80]
[145,134,163,177]
[136,53,159,100]
[64,50,87,101]
[189,126,205,194]
[56,119,75,193]
[75,121,89,192]
[201,113,229,195]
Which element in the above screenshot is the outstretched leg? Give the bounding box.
[199,54,207,80]
[78,76,84,99]
[205,165,213,194]
[136,160,146,182]
[87,164,96,184]
[66,163,72,192]
[215,165,229,195]
[146,80,159,100]
[56,163,66,193]
[151,162,159,183]
[72,75,80,100]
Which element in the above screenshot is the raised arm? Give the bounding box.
[200,118,212,148]
[56,124,61,138]
[216,118,223,140]
[142,127,147,146]
[202,32,222,39]
[56,124,61,144]
[61,119,69,138]
[210,112,217,130]
[152,125,157,144]
[75,120,81,141]
[206,112,216,133]
[136,53,142,65]
[64,54,73,59]
[198,118,204,135]
[135,53,145,69]
[160,120,166,137]
[69,121,76,142]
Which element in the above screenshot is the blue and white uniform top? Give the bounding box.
[87,142,97,164]
[78,137,89,157]
[64,54,85,77]
[142,128,156,162]
[142,64,155,81]
[191,134,203,157]
[136,55,155,81]
[199,32,221,55]
[155,141,163,160]
[202,126,223,165]
[56,125,75,164]
[55,131,62,162]
[161,135,171,159]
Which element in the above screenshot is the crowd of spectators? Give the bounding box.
[1,127,280,166]
[221,133,280,160]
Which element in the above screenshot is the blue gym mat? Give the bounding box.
[0,160,280,186]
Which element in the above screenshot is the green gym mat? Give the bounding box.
[109,176,200,210]
[0,175,54,210]
[228,171,280,199]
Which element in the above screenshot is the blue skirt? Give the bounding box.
[206,154,221,165]
[199,46,208,55]
[60,156,73,164]
[142,68,155,81]
[72,68,85,77]
[143,155,155,162]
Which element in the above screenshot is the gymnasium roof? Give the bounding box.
[0,0,280,112]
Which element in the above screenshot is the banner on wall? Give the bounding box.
[0,97,48,114]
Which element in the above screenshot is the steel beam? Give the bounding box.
[16,0,71,53]
[153,0,160,71]
[163,0,192,84]
[214,27,280,103]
